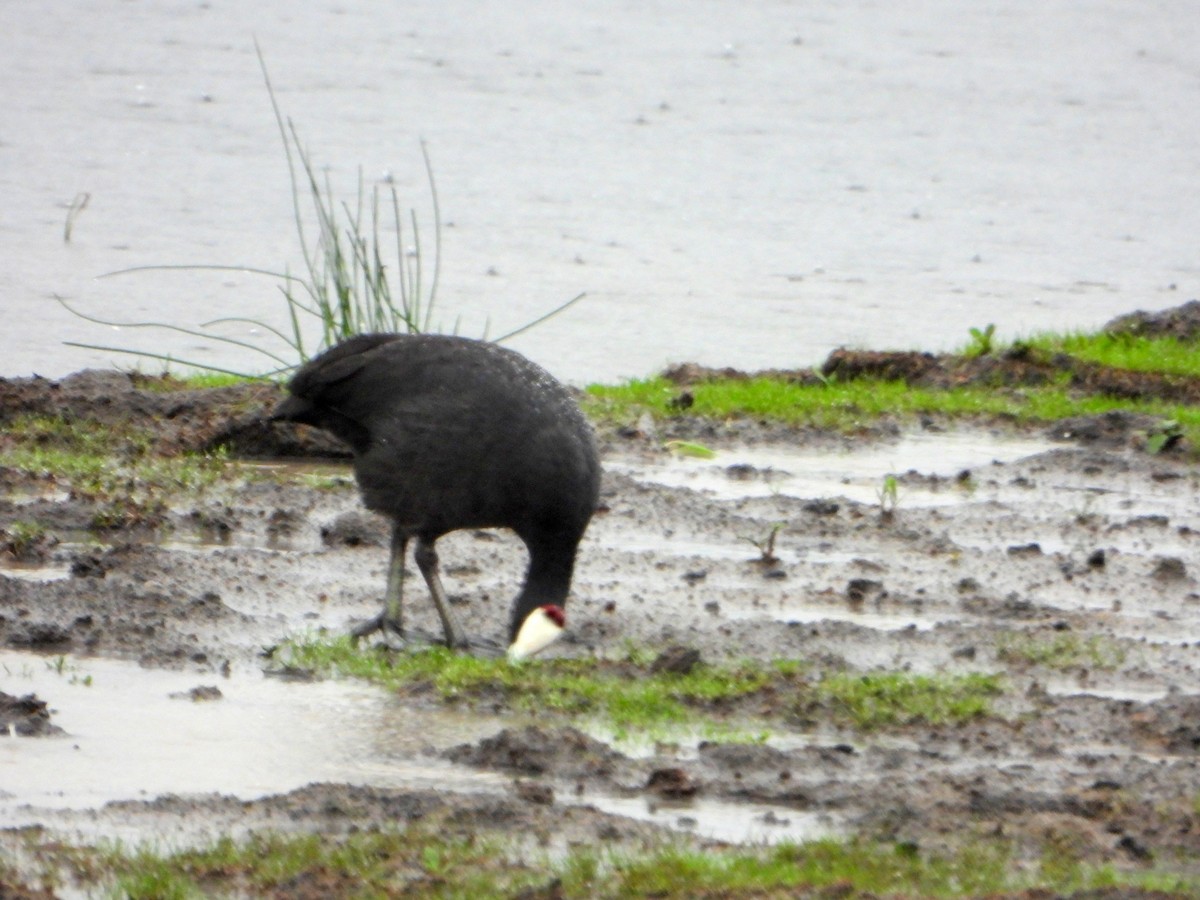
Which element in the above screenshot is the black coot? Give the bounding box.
[273,333,601,651]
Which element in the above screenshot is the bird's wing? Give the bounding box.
[287,334,403,403]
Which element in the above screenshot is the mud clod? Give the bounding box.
[1104,299,1200,341]
[650,645,701,675]
[646,767,699,798]
[169,685,223,702]
[320,510,387,547]
[445,726,625,780]
[1150,557,1188,583]
[0,692,63,737]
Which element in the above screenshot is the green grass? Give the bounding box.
[583,319,1200,445]
[604,837,1199,898]
[277,636,774,738]
[136,371,260,391]
[583,375,1200,442]
[814,671,1004,729]
[1,442,224,500]
[0,415,228,528]
[997,632,1128,671]
[1018,330,1200,378]
[276,637,1006,738]
[19,828,1197,899]
[0,519,50,555]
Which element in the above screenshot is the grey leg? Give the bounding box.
[413,537,469,650]
[351,527,407,643]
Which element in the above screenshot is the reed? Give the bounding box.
[59,44,583,379]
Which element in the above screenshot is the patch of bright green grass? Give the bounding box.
[997,632,1127,671]
[33,828,1200,899]
[587,376,1189,426]
[277,637,774,737]
[1018,330,1200,378]
[815,671,1004,729]
[585,321,1200,441]
[0,445,225,514]
[584,375,1200,448]
[609,837,1200,898]
[278,637,1005,737]
[0,416,226,496]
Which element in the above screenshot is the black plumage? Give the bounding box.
[273,333,600,649]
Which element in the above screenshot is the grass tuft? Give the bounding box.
[276,636,774,738]
[815,671,1004,729]
[997,632,1128,671]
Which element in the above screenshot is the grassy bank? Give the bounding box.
[582,324,1200,449]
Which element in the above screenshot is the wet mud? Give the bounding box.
[2,328,1200,890]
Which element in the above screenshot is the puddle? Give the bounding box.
[0,563,72,583]
[586,792,837,845]
[235,460,354,487]
[611,432,1058,506]
[0,651,508,824]
[1043,679,1170,703]
[0,651,841,847]
[724,600,947,632]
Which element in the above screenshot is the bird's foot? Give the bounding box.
[349,614,414,651]
[350,616,480,653]
[461,635,505,658]
[348,615,503,657]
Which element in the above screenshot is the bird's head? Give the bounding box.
[507,604,566,662]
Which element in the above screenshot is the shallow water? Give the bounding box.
[0,650,836,845]
[2,1,1196,383]
[609,430,1058,505]
[0,651,508,815]
[587,793,837,845]
[724,601,945,633]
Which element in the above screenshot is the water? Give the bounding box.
[0,650,837,845]
[608,430,1056,505]
[0,652,508,816]
[587,794,836,845]
[2,1,1196,384]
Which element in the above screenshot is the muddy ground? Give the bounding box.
[2,315,1200,894]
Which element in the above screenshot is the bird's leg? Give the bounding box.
[351,527,407,643]
[413,537,470,651]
